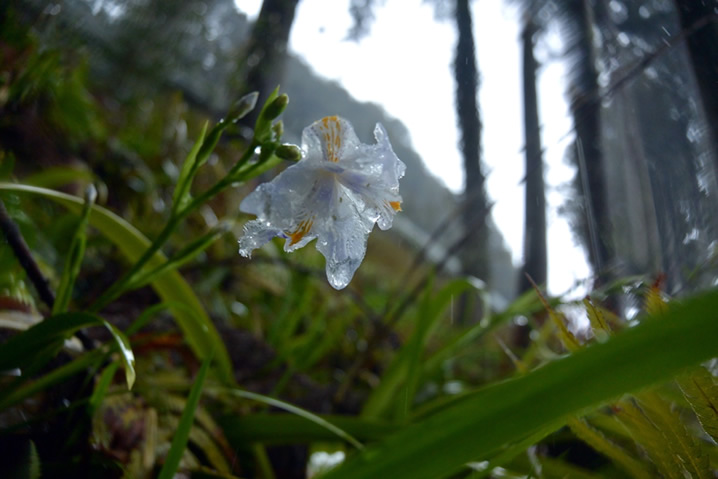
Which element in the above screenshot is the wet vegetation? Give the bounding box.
[2,1,718,478]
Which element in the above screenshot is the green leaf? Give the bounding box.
[5,439,42,479]
[0,349,105,410]
[53,185,96,314]
[172,121,208,215]
[213,388,364,450]
[0,311,97,371]
[679,366,718,443]
[465,422,562,479]
[22,165,95,189]
[101,318,135,390]
[88,361,120,415]
[221,414,395,445]
[0,183,234,385]
[158,357,211,479]
[322,288,718,479]
[0,311,134,390]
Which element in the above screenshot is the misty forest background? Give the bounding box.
[2,0,718,478]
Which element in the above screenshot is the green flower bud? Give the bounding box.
[228,91,259,123]
[275,144,302,162]
[272,120,284,140]
[261,93,289,122]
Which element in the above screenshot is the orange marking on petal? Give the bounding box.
[389,201,402,212]
[319,116,342,162]
[287,218,314,246]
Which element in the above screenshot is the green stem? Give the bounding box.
[89,140,261,312]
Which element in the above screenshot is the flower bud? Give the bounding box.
[274,144,302,162]
[272,120,284,140]
[261,94,289,122]
[228,92,259,123]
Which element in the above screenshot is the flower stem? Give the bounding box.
[88,140,261,312]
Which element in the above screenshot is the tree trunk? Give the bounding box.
[673,0,718,161]
[454,0,490,283]
[566,0,613,285]
[237,0,300,124]
[518,19,546,294]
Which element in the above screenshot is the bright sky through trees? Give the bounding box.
[236,0,590,296]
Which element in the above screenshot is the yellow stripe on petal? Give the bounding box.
[319,116,342,162]
[288,218,314,246]
[389,201,402,212]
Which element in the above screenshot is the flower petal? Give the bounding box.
[238,219,282,257]
[303,116,361,165]
[315,211,374,290]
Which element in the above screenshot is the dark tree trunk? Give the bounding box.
[674,0,718,159]
[518,19,546,293]
[454,0,490,282]
[565,0,613,285]
[237,0,300,124]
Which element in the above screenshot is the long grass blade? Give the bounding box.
[0,349,105,410]
[52,185,96,314]
[157,357,211,479]
[221,413,395,445]
[213,388,364,450]
[322,287,718,479]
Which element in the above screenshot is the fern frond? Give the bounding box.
[569,417,651,479]
[638,391,711,479]
[643,275,668,316]
[615,398,683,479]
[529,279,581,352]
[679,366,718,443]
[583,296,612,337]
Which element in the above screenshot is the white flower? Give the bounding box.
[238,116,406,289]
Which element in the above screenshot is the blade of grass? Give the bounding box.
[100,318,135,390]
[88,361,120,415]
[0,183,234,385]
[157,357,211,479]
[53,185,96,314]
[0,311,98,370]
[211,388,364,450]
[0,349,106,410]
[221,414,395,445]
[172,121,208,215]
[0,311,134,389]
[23,165,95,189]
[322,287,718,479]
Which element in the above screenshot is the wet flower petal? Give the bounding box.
[238,116,406,289]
